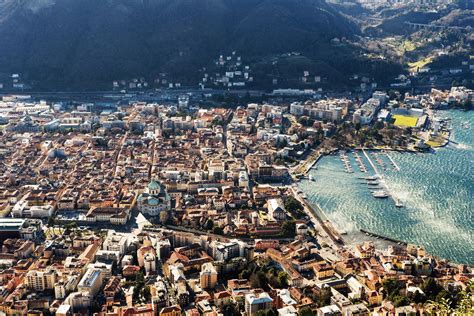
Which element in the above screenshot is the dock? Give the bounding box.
[360,229,408,246]
[362,149,380,175]
[362,149,402,206]
[385,152,401,171]
[292,149,324,178]
[305,154,323,174]
[340,151,354,173]
[353,151,368,173]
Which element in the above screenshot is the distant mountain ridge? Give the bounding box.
[0,0,358,89]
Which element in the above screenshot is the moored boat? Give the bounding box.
[372,190,389,198]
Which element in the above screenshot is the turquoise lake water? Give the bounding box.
[299,110,473,264]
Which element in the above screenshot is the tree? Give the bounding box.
[281,220,296,238]
[276,138,288,149]
[298,306,314,316]
[256,309,277,316]
[133,271,146,300]
[239,269,251,279]
[382,278,404,300]
[318,287,332,307]
[47,216,56,227]
[212,118,224,126]
[142,286,151,302]
[135,271,145,287]
[410,290,426,304]
[212,226,224,235]
[277,271,288,288]
[204,219,214,231]
[284,196,303,213]
[133,286,140,300]
[302,117,315,127]
[425,297,453,315]
[355,122,361,133]
[455,280,474,314]
[461,100,472,111]
[421,278,442,301]
[392,295,409,307]
[374,120,384,130]
[159,210,169,224]
[250,271,268,289]
[222,301,240,316]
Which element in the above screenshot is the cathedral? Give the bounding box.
[137,180,171,217]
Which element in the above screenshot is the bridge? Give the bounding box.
[404,21,471,31]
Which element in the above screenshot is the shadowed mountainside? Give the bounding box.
[0,0,359,89]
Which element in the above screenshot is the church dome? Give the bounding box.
[148,180,160,191]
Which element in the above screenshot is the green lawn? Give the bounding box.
[408,56,433,72]
[393,115,418,127]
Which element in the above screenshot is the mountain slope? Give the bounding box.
[0,0,358,89]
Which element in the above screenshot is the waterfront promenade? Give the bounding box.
[289,187,344,255]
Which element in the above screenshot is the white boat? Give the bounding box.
[365,175,379,181]
[395,199,404,208]
[309,175,315,181]
[372,190,389,198]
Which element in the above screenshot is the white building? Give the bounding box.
[63,292,92,310]
[318,304,341,316]
[12,197,54,218]
[238,170,249,188]
[25,268,57,291]
[211,240,240,262]
[85,207,130,225]
[77,268,104,296]
[245,292,273,316]
[267,198,286,221]
[102,231,134,256]
[144,252,157,274]
[290,103,305,116]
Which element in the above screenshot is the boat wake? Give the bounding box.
[454,143,471,150]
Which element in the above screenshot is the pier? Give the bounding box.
[353,151,368,173]
[362,149,401,206]
[340,151,354,173]
[362,149,380,175]
[360,229,408,246]
[385,151,401,171]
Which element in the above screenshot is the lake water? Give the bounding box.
[299,110,473,264]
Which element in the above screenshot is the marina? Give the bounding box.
[339,152,354,173]
[298,110,474,264]
[353,151,368,173]
[336,149,401,206]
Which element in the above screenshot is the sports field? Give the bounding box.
[393,115,418,127]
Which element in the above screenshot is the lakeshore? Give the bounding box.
[298,110,474,264]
